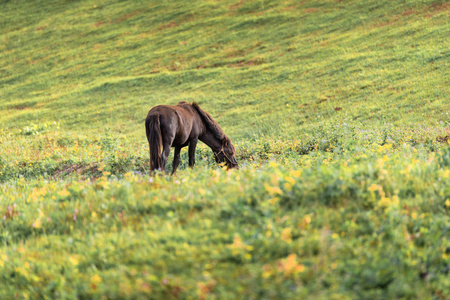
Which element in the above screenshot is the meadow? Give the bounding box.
[0,0,449,298]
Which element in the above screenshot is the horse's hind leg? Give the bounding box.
[160,125,175,172]
[161,143,171,172]
[171,146,181,175]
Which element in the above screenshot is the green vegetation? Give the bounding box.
[0,0,449,298]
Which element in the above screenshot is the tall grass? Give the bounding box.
[0,0,449,298]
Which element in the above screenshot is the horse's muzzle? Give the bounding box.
[228,156,239,169]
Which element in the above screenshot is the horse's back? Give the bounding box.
[147,104,175,117]
[147,104,179,134]
[146,103,203,147]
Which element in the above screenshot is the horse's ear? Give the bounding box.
[222,137,230,147]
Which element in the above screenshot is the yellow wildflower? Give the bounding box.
[281,228,292,243]
[33,218,42,229]
[69,256,79,266]
[284,182,293,192]
[270,173,279,185]
[265,184,283,195]
[278,254,305,277]
[290,170,301,178]
[303,214,312,225]
[262,264,273,278]
[269,197,279,205]
[368,183,380,192]
[284,176,295,192]
[58,189,70,197]
[443,170,450,178]
[90,274,102,290]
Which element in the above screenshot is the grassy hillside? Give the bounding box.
[1,0,449,138]
[0,0,449,298]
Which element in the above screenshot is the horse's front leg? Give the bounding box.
[188,138,198,167]
[171,146,181,175]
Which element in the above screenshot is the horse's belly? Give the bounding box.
[172,134,190,147]
[172,125,194,147]
[161,106,198,147]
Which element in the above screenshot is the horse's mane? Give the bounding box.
[191,102,226,141]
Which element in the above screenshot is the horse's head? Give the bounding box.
[214,137,238,169]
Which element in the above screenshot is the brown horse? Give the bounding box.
[145,101,238,174]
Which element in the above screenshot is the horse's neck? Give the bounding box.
[199,130,222,152]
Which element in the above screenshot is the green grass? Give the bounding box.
[0,0,449,298]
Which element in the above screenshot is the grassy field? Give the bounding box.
[1,0,449,298]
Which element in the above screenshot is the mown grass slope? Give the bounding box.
[1,0,449,138]
[0,0,449,299]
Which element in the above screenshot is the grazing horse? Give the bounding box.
[145,101,238,174]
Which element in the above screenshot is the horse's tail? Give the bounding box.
[145,113,163,171]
